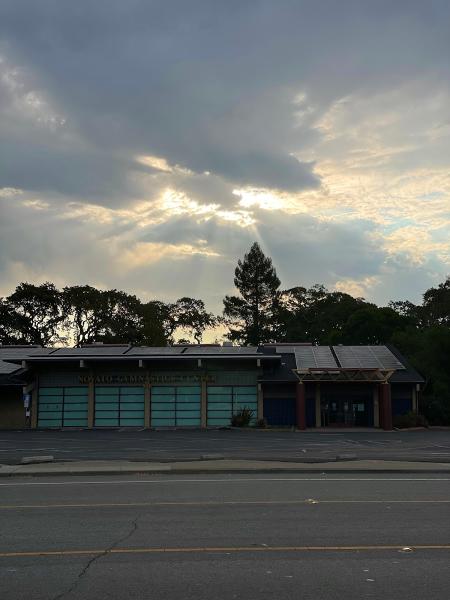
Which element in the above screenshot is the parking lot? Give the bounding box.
[0,429,449,465]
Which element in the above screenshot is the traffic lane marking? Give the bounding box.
[1,499,449,509]
[1,545,450,558]
[1,477,450,487]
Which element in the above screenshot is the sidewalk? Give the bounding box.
[1,459,450,477]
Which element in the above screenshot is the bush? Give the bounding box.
[255,418,267,429]
[231,407,254,427]
[393,411,428,429]
[422,398,450,426]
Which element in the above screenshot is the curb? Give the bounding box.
[1,466,450,478]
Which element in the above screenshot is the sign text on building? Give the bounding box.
[78,373,215,385]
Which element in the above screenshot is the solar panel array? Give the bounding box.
[333,346,405,370]
[126,347,185,356]
[183,346,258,355]
[275,346,295,354]
[0,347,54,357]
[294,346,338,369]
[53,346,130,356]
[0,347,55,374]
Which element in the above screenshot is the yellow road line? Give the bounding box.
[0,500,449,509]
[1,545,450,558]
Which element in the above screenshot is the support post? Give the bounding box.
[379,382,392,430]
[412,385,418,414]
[201,379,207,428]
[296,382,306,430]
[373,384,380,428]
[31,383,38,429]
[87,369,95,428]
[144,372,151,428]
[315,383,321,428]
[257,383,263,421]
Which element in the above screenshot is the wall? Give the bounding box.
[32,360,261,428]
[0,386,27,429]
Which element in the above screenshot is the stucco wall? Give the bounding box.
[0,386,27,429]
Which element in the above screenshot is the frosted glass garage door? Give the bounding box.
[151,386,201,427]
[95,386,144,427]
[38,387,88,428]
[207,386,258,426]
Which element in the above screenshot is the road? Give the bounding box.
[0,429,450,464]
[0,473,449,599]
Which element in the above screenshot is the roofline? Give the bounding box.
[6,354,280,365]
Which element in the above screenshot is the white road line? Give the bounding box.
[0,477,449,487]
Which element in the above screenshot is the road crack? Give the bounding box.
[51,516,139,600]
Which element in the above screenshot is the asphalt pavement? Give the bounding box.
[0,473,449,599]
[0,428,450,465]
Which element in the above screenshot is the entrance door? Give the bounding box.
[322,398,370,427]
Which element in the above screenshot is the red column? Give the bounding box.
[296,382,306,430]
[379,383,392,430]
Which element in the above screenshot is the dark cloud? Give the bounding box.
[0,1,449,309]
[2,0,448,201]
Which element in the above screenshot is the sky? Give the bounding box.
[0,0,449,316]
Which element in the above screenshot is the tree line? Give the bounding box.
[1,242,449,423]
[0,285,217,348]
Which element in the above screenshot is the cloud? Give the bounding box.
[0,1,449,313]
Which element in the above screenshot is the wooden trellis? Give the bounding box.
[293,368,395,383]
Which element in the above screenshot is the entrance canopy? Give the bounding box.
[293,368,395,383]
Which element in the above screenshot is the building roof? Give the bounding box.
[0,343,424,384]
[1,344,279,370]
[260,344,424,384]
[0,346,54,385]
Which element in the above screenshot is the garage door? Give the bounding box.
[151,386,201,427]
[207,386,258,426]
[95,386,145,427]
[38,387,89,428]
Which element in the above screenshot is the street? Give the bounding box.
[0,473,449,599]
[0,429,450,464]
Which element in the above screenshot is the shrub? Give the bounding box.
[255,418,267,428]
[393,411,428,429]
[422,399,450,426]
[231,407,254,427]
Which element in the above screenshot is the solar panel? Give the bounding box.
[333,346,405,370]
[126,347,185,355]
[53,346,130,356]
[370,346,405,370]
[275,346,295,354]
[0,347,54,357]
[294,346,338,369]
[183,346,258,354]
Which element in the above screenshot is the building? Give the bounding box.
[0,343,423,430]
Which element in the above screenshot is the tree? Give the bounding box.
[388,300,422,325]
[223,242,281,345]
[392,326,450,424]
[6,282,65,346]
[172,297,217,344]
[339,306,412,345]
[63,286,144,346]
[140,301,172,346]
[98,290,143,345]
[63,285,111,346]
[279,285,372,344]
[0,299,30,344]
[421,277,450,327]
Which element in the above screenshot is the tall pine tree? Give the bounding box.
[223,242,281,345]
